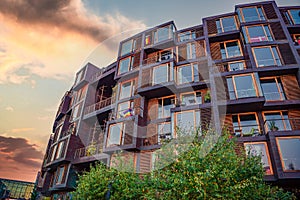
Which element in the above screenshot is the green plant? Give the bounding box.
[204,90,211,103]
[86,143,97,156]
[268,121,278,131]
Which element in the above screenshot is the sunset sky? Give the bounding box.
[0,0,298,182]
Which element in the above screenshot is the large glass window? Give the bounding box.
[187,43,196,59]
[177,63,199,84]
[227,74,259,99]
[158,122,172,144]
[75,68,86,85]
[220,41,242,59]
[153,64,169,85]
[238,6,265,22]
[216,16,237,33]
[244,142,273,175]
[276,137,300,171]
[55,141,66,160]
[175,110,200,134]
[261,77,285,101]
[158,97,175,118]
[54,165,66,185]
[180,91,202,106]
[288,9,300,25]
[117,101,134,118]
[118,56,134,75]
[178,31,196,42]
[119,80,135,100]
[253,46,282,67]
[107,123,123,147]
[264,111,291,132]
[153,25,174,44]
[243,25,273,43]
[232,113,260,136]
[120,40,134,56]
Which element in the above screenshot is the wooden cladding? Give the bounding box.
[288,109,300,131]
[146,123,157,145]
[222,114,234,133]
[262,3,277,20]
[278,44,296,65]
[124,120,134,145]
[132,52,141,69]
[147,99,158,121]
[207,19,217,35]
[210,42,222,60]
[135,36,142,51]
[201,107,212,131]
[196,40,206,57]
[281,75,300,100]
[141,68,151,88]
[270,22,286,40]
[178,45,187,62]
[139,151,153,173]
[177,41,206,62]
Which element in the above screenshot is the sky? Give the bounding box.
[0,0,299,182]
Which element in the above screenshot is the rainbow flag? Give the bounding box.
[123,108,133,117]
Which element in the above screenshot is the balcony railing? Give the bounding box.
[74,143,103,159]
[110,106,144,120]
[142,52,174,66]
[263,91,285,101]
[233,125,262,137]
[84,96,115,115]
[263,118,300,132]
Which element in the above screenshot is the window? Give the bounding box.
[50,145,57,162]
[238,6,265,22]
[260,77,285,101]
[75,68,86,85]
[158,122,172,144]
[244,142,273,175]
[216,16,237,33]
[175,110,200,134]
[158,96,175,118]
[53,165,66,185]
[107,123,123,147]
[153,25,174,44]
[293,34,300,45]
[243,25,273,43]
[287,9,300,25]
[177,63,199,84]
[253,46,281,67]
[55,141,66,160]
[76,85,87,103]
[118,56,134,75]
[180,91,202,106]
[178,31,196,42]
[223,61,246,72]
[153,64,169,85]
[71,102,83,121]
[117,101,134,118]
[187,43,196,59]
[276,137,300,171]
[232,113,260,136]
[263,111,291,131]
[220,41,242,59]
[227,74,260,99]
[120,39,137,56]
[119,80,135,100]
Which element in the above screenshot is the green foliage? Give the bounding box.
[72,130,295,200]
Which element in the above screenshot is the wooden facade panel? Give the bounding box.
[195,27,204,37]
[141,68,151,88]
[210,42,221,60]
[132,52,141,69]
[207,19,217,35]
[146,123,158,145]
[134,98,141,116]
[201,108,212,131]
[222,114,234,134]
[288,109,300,130]
[278,44,296,65]
[178,45,187,62]
[270,22,286,40]
[147,99,158,121]
[196,40,206,58]
[135,36,142,51]
[124,120,134,145]
[282,75,300,100]
[262,3,277,20]
[139,151,152,173]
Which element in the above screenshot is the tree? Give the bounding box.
[72,130,295,200]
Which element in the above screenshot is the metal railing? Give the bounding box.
[233,125,262,137]
[263,92,285,101]
[74,143,103,159]
[142,52,174,65]
[263,118,300,132]
[84,96,115,115]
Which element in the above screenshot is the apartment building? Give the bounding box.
[38,1,300,199]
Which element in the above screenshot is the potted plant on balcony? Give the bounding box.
[204,90,211,103]
[268,121,279,131]
[86,142,97,156]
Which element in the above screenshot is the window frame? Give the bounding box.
[238,6,266,22]
[118,56,134,75]
[119,79,136,100]
[216,16,238,33]
[220,40,243,59]
[117,101,134,118]
[174,110,200,136]
[158,95,175,119]
[53,165,67,186]
[157,122,172,144]
[180,91,202,105]
[252,46,282,67]
[232,112,260,136]
[287,9,300,25]
[276,136,300,172]
[107,123,124,147]
[154,24,174,44]
[178,31,196,42]
[244,142,273,175]
[260,77,286,101]
[152,63,171,85]
[176,63,199,84]
[223,61,246,72]
[243,24,273,43]
[263,110,291,132]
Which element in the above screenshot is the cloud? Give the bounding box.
[5,106,14,111]
[0,0,146,85]
[11,128,35,133]
[0,136,43,168]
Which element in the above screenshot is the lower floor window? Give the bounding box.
[107,123,124,147]
[158,122,172,144]
[276,137,300,171]
[175,110,200,135]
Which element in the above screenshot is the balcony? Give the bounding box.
[264,118,300,133]
[74,143,103,159]
[84,96,115,116]
[233,125,263,137]
[142,52,175,67]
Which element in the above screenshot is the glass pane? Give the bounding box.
[193,64,199,82]
[226,41,241,58]
[158,123,172,142]
[119,57,131,74]
[234,75,256,98]
[289,10,300,24]
[157,27,170,43]
[179,31,192,42]
[245,143,272,174]
[247,26,268,43]
[182,93,196,105]
[118,102,130,118]
[277,138,300,170]
[282,112,292,130]
[261,79,281,101]
[220,43,226,59]
[121,40,132,56]
[216,20,222,33]
[178,65,193,84]
[227,78,236,100]
[153,65,168,85]
[264,113,285,131]
[271,47,282,66]
[229,62,244,71]
[222,17,236,32]
[239,114,259,135]
[253,47,275,67]
[242,7,260,22]
[176,111,195,133]
[120,81,131,99]
[163,98,173,118]
[187,43,196,59]
[108,124,122,146]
